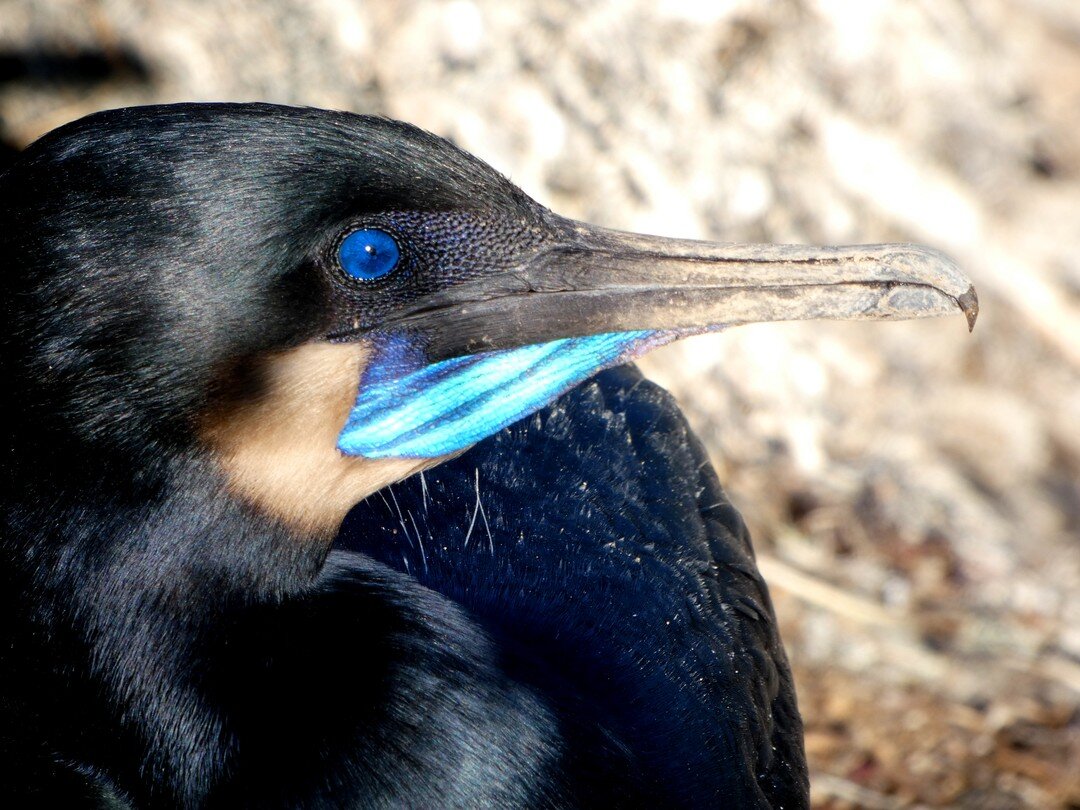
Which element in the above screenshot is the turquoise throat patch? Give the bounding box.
[338,331,674,458]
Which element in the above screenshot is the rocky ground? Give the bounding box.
[2,1,1078,806]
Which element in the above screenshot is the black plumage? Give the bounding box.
[339,365,806,806]
[0,103,973,807]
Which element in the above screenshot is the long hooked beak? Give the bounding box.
[338,217,977,459]
[394,218,978,362]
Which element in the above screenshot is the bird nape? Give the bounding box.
[0,103,976,808]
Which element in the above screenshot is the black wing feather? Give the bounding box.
[337,365,808,807]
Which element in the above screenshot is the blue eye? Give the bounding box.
[338,228,400,281]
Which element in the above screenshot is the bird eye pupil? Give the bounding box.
[339,228,400,281]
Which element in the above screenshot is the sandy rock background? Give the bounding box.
[2,1,1078,806]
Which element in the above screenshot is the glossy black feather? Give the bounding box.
[0,104,808,808]
[339,364,807,807]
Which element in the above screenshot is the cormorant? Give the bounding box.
[0,103,976,808]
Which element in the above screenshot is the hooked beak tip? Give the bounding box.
[958,285,979,332]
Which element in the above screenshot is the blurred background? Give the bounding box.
[1,0,1077,806]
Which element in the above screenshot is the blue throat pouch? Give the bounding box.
[338,330,677,459]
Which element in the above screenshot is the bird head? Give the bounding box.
[1,103,976,537]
